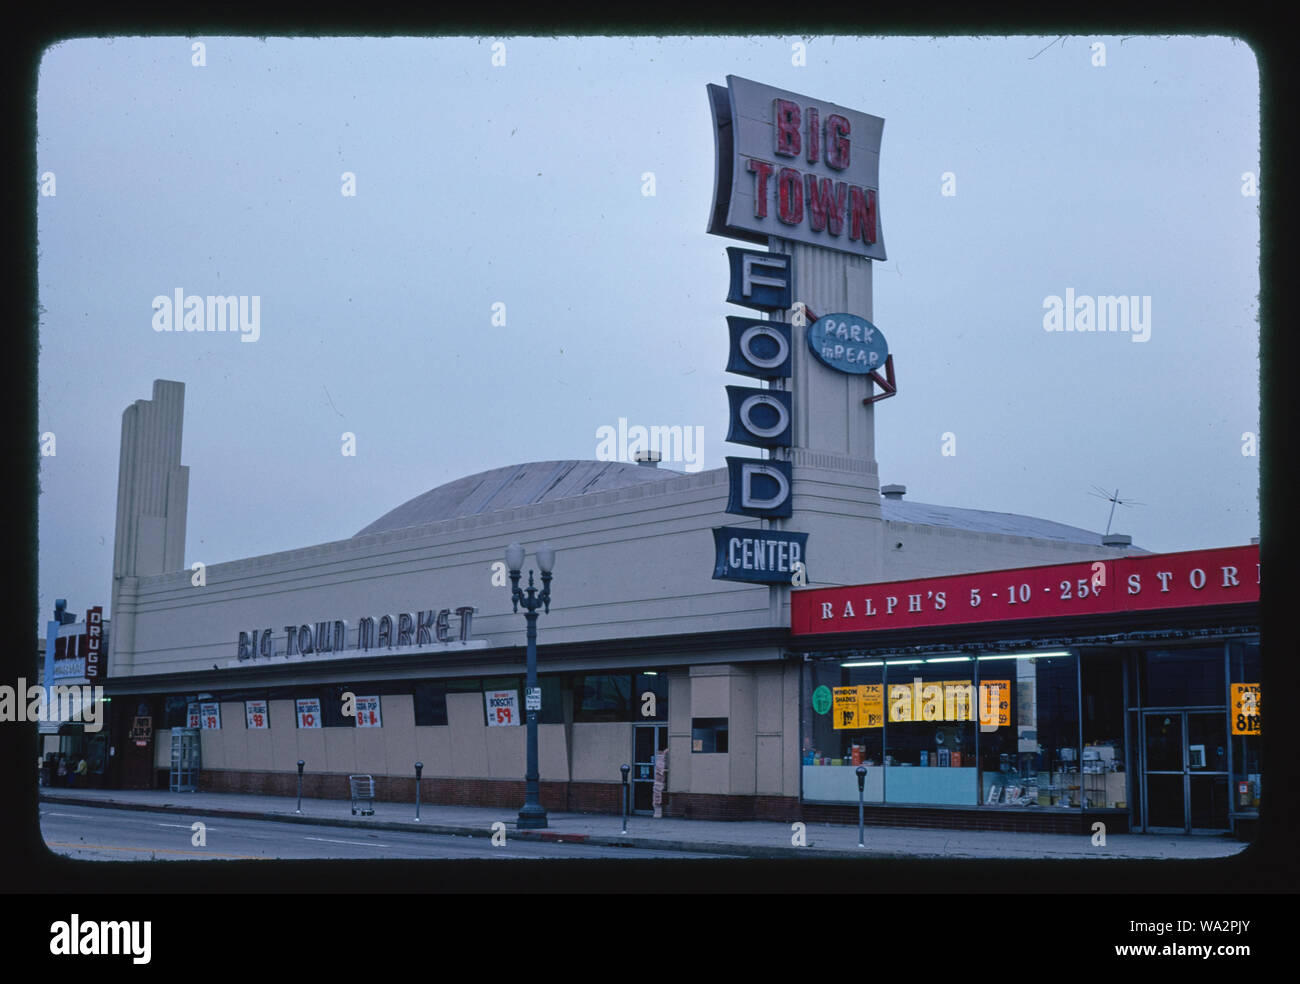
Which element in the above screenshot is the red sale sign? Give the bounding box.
[792,544,1259,636]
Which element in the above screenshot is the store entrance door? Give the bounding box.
[632,725,667,815]
[1141,711,1230,832]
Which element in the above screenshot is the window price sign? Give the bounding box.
[485,690,519,727]
[246,699,269,729]
[354,695,382,728]
[832,685,885,729]
[187,703,201,729]
[296,698,322,729]
[1231,683,1260,735]
[199,702,221,730]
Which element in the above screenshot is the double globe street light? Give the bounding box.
[505,541,555,829]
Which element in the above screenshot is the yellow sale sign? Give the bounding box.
[1231,683,1260,735]
[860,684,884,728]
[832,687,862,730]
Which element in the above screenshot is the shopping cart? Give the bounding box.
[348,774,375,816]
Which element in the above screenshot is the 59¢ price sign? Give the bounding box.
[485,690,520,727]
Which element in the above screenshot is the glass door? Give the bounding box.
[1141,711,1230,832]
[632,725,667,814]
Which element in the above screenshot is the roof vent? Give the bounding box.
[634,450,661,468]
[881,484,906,500]
[1250,536,1259,545]
[1101,533,1132,547]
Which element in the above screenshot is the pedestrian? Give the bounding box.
[74,757,88,788]
[56,756,68,786]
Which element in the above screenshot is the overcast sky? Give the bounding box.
[35,35,1260,629]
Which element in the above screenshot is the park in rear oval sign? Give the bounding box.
[808,312,888,374]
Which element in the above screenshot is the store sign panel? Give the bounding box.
[1230,683,1260,735]
[707,76,886,259]
[726,316,792,379]
[235,604,478,664]
[725,247,792,312]
[807,313,888,374]
[725,385,792,448]
[85,606,104,681]
[725,457,793,518]
[712,526,808,583]
[791,544,1260,635]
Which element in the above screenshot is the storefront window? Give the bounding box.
[1141,647,1226,706]
[977,651,1079,808]
[413,682,449,726]
[885,659,978,806]
[573,674,633,722]
[801,660,885,804]
[635,672,668,722]
[1228,641,1261,812]
[1081,650,1128,809]
[691,718,728,753]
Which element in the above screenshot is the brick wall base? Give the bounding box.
[664,793,801,822]
[801,803,1130,835]
[192,769,635,815]
[174,769,1127,834]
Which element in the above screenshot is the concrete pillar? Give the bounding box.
[770,237,885,608]
[109,379,189,675]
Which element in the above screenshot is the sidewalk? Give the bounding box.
[38,786,1250,860]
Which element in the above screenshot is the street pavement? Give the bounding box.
[38,787,1250,860]
[40,804,733,861]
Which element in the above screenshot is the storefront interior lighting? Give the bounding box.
[925,656,971,663]
[884,659,924,665]
[976,650,1070,662]
[840,660,883,667]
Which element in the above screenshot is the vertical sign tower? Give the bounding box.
[708,76,893,601]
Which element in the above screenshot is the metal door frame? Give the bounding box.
[1139,709,1230,834]
[631,724,667,815]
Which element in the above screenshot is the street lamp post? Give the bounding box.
[506,541,555,830]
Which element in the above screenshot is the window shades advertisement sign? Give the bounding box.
[792,544,1260,635]
[485,690,519,726]
[296,698,322,729]
[707,75,886,258]
[354,695,381,728]
[832,685,884,730]
[199,701,221,730]
[1231,683,1260,735]
[245,699,269,729]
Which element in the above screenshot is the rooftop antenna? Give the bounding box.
[1088,485,1145,536]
